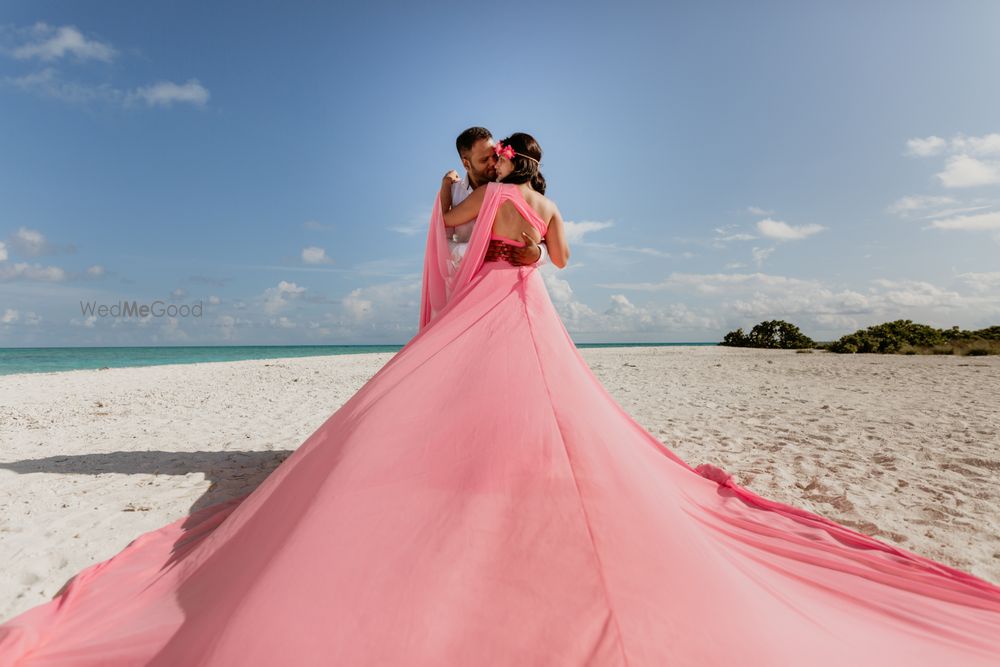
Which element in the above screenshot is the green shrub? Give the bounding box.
[828,320,1000,354]
[970,326,1000,341]
[720,320,816,349]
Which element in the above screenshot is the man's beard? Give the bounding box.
[471,168,497,187]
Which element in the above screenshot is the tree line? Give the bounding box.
[720,319,1000,355]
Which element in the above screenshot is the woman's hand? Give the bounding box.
[441,170,461,190]
[439,170,460,216]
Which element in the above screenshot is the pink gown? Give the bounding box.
[2,183,1000,666]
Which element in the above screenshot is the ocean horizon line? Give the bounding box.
[0,342,720,377]
[0,342,721,350]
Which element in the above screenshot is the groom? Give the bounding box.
[441,126,545,268]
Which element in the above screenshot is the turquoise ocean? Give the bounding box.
[0,343,718,377]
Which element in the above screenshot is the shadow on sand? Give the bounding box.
[0,449,293,515]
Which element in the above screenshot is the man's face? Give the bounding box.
[463,137,498,186]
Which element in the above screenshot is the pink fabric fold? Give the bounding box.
[418,192,450,330]
[420,182,539,330]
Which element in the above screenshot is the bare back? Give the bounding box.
[491,186,555,245]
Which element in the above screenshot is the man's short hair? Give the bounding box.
[456,127,492,158]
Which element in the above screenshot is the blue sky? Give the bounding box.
[1,1,999,346]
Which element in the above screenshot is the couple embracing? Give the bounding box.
[420,126,568,329]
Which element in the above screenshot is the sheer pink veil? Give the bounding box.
[419,183,505,330]
[417,192,451,330]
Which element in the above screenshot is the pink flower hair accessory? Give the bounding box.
[494,141,540,164]
[493,142,515,160]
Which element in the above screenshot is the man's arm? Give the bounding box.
[507,238,546,266]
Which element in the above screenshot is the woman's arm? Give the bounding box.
[439,170,459,214]
[544,206,569,268]
[443,185,486,227]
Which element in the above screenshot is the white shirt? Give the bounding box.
[446,173,547,275]
[448,175,476,244]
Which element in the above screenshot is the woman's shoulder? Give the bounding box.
[523,188,558,218]
[518,185,548,203]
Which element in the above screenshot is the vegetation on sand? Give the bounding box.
[720,319,999,355]
[720,320,816,349]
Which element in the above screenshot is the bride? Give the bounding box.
[2,132,1000,666]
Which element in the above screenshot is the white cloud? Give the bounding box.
[208,295,221,305]
[922,204,994,219]
[2,308,18,323]
[905,136,947,157]
[904,132,1000,158]
[751,246,774,267]
[746,206,774,216]
[302,246,334,265]
[3,67,119,104]
[261,280,305,315]
[213,314,250,341]
[562,220,614,243]
[70,315,98,328]
[2,23,205,110]
[886,195,957,217]
[10,23,117,63]
[5,68,209,109]
[342,280,418,323]
[589,271,1000,337]
[157,316,189,342]
[713,225,755,242]
[948,133,1000,157]
[755,218,826,241]
[731,275,1000,334]
[127,79,209,108]
[9,226,50,256]
[718,232,756,241]
[0,262,66,281]
[936,155,1000,188]
[869,279,964,309]
[927,210,1000,231]
[905,133,1000,187]
[541,268,719,335]
[389,211,431,236]
[86,264,105,277]
[342,289,373,321]
[596,271,819,295]
[0,241,6,261]
[308,279,421,340]
[726,287,874,321]
[575,240,674,258]
[956,271,1000,293]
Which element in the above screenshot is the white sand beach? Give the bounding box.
[1,346,998,622]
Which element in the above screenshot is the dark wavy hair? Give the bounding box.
[497,132,546,195]
[455,126,492,159]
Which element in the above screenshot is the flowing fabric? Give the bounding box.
[3,182,1000,665]
[419,185,505,330]
[418,192,451,329]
